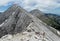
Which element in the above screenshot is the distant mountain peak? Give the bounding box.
[30,9,43,14]
[31,9,40,12]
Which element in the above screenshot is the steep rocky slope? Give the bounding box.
[0,4,20,24]
[30,9,60,31]
[0,4,60,41]
[0,4,32,37]
[30,9,49,23]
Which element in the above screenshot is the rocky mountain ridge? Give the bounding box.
[0,4,60,41]
[30,9,60,31]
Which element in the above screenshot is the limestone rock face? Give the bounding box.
[0,4,20,24]
[0,4,32,37]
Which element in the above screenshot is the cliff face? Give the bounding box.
[0,4,60,41]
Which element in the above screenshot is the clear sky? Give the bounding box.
[0,0,60,15]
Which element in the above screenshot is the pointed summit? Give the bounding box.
[0,4,23,24]
[0,4,32,37]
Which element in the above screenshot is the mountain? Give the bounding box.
[45,14,60,30]
[30,9,60,31]
[45,14,60,24]
[0,4,32,37]
[0,4,60,41]
[30,9,49,23]
[0,4,21,24]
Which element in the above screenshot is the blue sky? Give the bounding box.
[0,0,60,15]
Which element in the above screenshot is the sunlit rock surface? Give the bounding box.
[0,22,50,41]
[0,4,60,41]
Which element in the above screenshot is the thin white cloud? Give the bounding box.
[0,0,60,10]
[0,0,14,6]
[0,0,60,14]
[16,0,60,11]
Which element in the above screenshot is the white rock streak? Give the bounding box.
[0,22,4,27]
[57,31,60,36]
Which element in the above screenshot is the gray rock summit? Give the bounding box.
[0,4,19,24]
[30,9,44,17]
[30,9,60,31]
[30,9,49,24]
[0,4,32,37]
